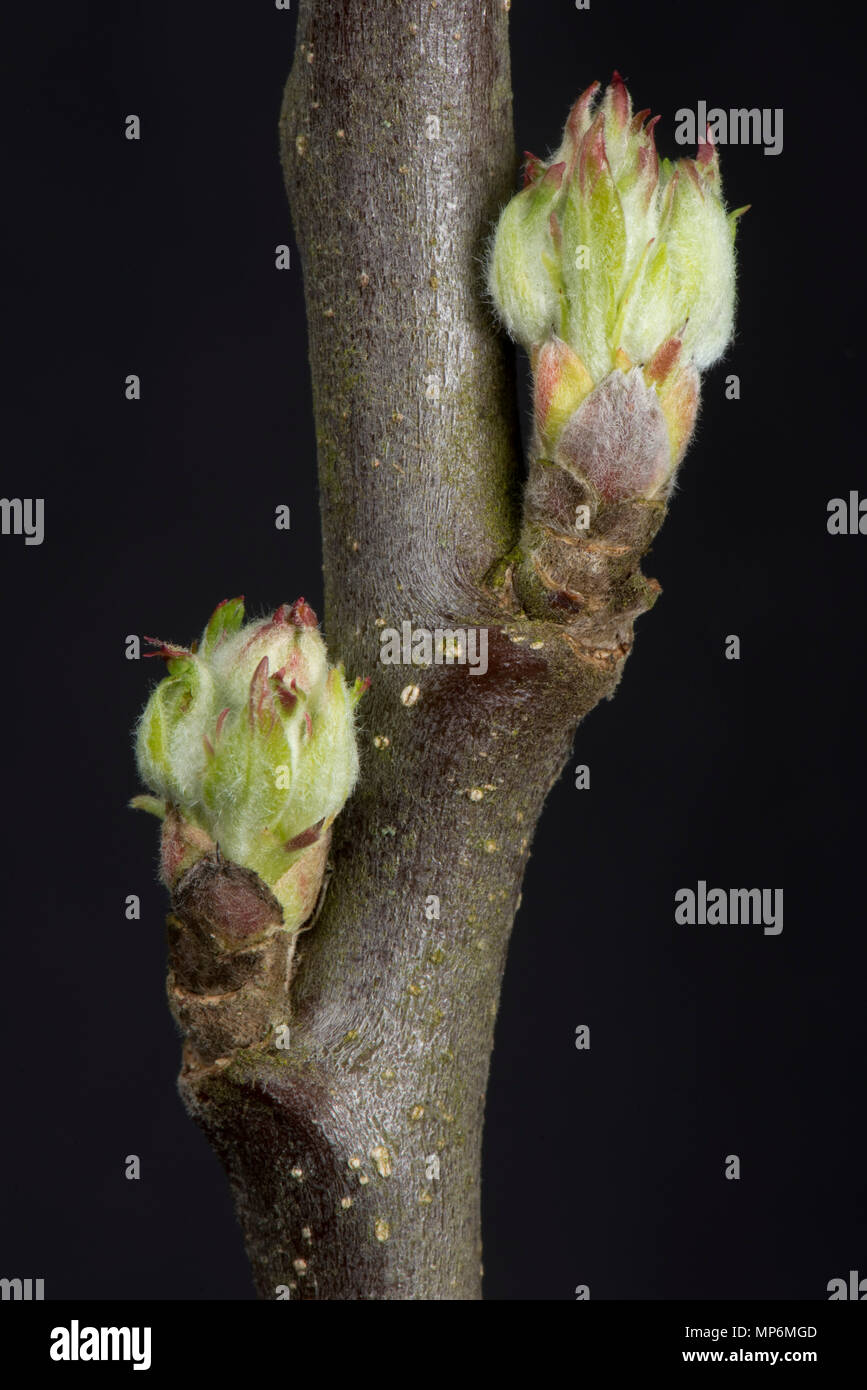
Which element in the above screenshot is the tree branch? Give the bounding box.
[165,0,660,1300]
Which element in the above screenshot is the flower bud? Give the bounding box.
[133,597,366,930]
[488,72,746,497]
[486,160,565,348]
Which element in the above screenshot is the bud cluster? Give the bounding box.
[487,72,746,500]
[133,597,366,930]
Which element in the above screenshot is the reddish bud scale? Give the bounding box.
[143,638,191,662]
[579,114,609,195]
[272,672,299,711]
[286,597,318,627]
[159,810,216,889]
[284,818,325,853]
[534,338,571,429]
[563,81,601,181]
[682,159,704,193]
[608,70,630,128]
[238,599,318,663]
[248,657,275,732]
[523,151,544,188]
[640,115,661,185]
[644,335,683,387]
[210,595,244,619]
[540,161,565,193]
[555,369,670,503]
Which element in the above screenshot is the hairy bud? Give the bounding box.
[132,597,367,930]
[488,72,746,496]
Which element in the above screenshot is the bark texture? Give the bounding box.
[168,0,667,1300]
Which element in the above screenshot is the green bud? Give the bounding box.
[136,652,217,806]
[487,71,746,497]
[133,597,367,930]
[486,160,565,348]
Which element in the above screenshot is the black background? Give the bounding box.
[1,0,864,1301]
